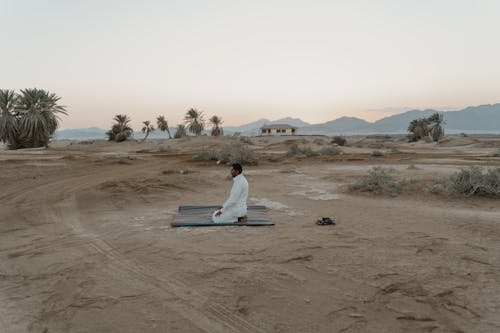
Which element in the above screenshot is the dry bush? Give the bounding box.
[371,150,384,157]
[193,142,256,164]
[488,149,500,157]
[319,146,342,156]
[192,148,219,161]
[331,136,347,146]
[349,167,403,196]
[240,137,253,144]
[287,143,317,157]
[313,138,325,145]
[390,147,401,154]
[218,142,257,164]
[431,167,500,197]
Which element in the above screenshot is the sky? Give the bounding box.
[2,0,500,129]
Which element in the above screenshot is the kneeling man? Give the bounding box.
[212,163,249,223]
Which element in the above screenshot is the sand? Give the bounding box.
[1,135,500,333]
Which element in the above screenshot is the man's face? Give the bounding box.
[230,167,238,177]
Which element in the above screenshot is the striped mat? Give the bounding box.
[171,205,273,227]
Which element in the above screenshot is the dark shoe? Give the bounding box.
[316,217,335,225]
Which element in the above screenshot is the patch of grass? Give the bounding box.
[331,136,347,146]
[319,146,342,156]
[432,167,500,197]
[349,167,403,196]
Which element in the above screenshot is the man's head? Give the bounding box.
[231,163,243,177]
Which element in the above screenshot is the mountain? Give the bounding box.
[225,117,310,135]
[300,117,370,135]
[55,127,176,140]
[302,104,500,134]
[54,103,500,139]
[55,127,107,140]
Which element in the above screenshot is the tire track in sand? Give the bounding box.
[47,195,265,333]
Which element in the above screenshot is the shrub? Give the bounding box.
[433,167,500,197]
[313,138,325,145]
[240,137,253,144]
[349,167,403,196]
[319,146,342,156]
[371,150,384,157]
[193,142,256,164]
[218,142,256,164]
[287,143,317,157]
[332,136,347,146]
[193,148,219,161]
[489,149,500,157]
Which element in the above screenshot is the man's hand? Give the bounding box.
[215,210,222,217]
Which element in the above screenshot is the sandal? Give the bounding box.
[316,217,335,225]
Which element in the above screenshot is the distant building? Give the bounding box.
[260,124,297,136]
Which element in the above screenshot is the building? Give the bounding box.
[260,124,298,136]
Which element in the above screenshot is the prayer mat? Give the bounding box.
[171,205,273,227]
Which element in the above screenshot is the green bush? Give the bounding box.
[349,167,403,196]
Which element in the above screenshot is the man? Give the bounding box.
[212,163,249,223]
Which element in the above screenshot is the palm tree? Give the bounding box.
[156,115,171,139]
[106,114,133,142]
[174,124,187,138]
[141,120,155,141]
[209,115,223,136]
[408,118,430,142]
[0,89,19,149]
[428,112,445,142]
[14,88,67,148]
[184,108,205,136]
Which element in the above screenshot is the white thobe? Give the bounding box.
[212,174,249,223]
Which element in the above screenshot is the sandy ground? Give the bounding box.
[1,135,500,333]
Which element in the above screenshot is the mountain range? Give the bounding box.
[55,103,500,139]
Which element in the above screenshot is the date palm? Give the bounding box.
[0,89,19,149]
[16,88,67,148]
[174,124,186,138]
[141,120,155,141]
[106,114,133,142]
[156,115,171,139]
[0,88,67,149]
[184,108,205,136]
[210,115,223,136]
[428,112,445,142]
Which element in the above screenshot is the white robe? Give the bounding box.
[212,174,249,223]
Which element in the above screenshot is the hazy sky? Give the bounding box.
[2,0,500,129]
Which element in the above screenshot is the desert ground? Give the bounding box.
[1,134,500,333]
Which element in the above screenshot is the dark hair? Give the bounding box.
[232,163,243,174]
